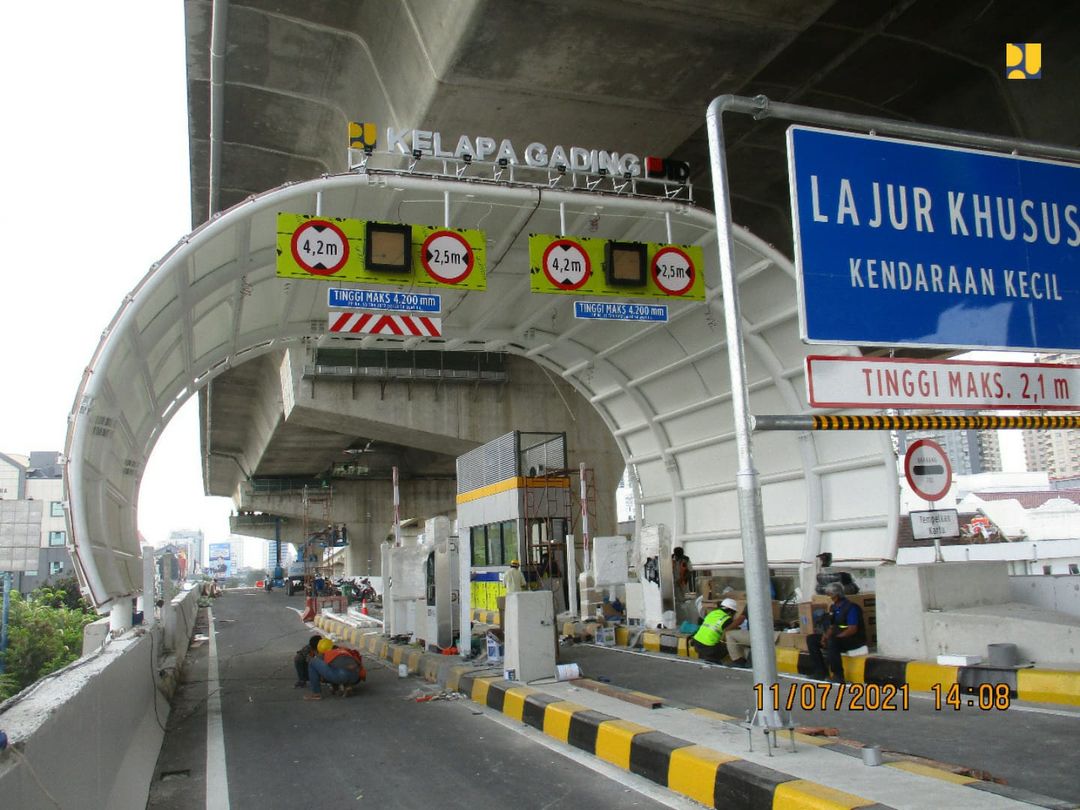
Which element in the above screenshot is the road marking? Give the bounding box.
[206,608,230,810]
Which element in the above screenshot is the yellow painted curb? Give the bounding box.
[1017,668,1080,706]
[542,701,588,743]
[594,719,651,769]
[773,778,878,809]
[667,745,739,807]
[886,760,977,785]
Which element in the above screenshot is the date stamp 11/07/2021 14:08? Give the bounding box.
[754,682,1013,712]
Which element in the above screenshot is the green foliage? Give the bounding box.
[0,586,97,701]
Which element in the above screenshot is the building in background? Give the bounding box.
[164,529,204,577]
[0,451,74,593]
[897,417,1003,476]
[1021,353,1080,481]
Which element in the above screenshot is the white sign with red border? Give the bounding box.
[291,219,349,275]
[541,239,592,290]
[806,355,1080,411]
[904,438,952,502]
[421,230,475,284]
[651,246,695,296]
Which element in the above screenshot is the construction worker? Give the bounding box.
[304,638,365,700]
[691,597,740,664]
[505,559,527,593]
[807,582,865,683]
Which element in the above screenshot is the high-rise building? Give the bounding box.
[0,451,74,593]
[897,415,1003,476]
[1023,354,1080,481]
[166,529,205,575]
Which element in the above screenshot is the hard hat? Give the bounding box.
[510,559,520,567]
[317,638,333,654]
[720,597,739,612]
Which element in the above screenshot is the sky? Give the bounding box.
[0,4,238,557]
[0,4,1029,565]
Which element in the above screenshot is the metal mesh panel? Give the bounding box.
[520,433,566,477]
[456,431,518,494]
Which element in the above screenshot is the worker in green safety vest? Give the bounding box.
[691,597,740,663]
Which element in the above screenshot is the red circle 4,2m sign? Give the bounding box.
[290,219,349,275]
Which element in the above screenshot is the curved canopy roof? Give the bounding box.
[65,170,896,607]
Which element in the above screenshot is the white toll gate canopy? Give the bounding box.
[64,170,896,609]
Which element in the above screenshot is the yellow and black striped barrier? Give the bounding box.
[754,414,1080,431]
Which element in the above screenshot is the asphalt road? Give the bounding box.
[148,590,690,810]
[558,642,1080,804]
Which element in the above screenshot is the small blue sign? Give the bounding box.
[573,301,668,322]
[328,288,441,313]
[788,126,1080,352]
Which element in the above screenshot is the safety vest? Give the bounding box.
[693,609,732,647]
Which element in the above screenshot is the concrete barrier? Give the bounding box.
[0,584,203,808]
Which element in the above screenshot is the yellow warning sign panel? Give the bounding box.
[528,233,704,300]
[276,213,486,291]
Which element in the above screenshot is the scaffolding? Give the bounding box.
[301,484,334,593]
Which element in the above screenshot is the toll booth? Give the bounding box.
[456,432,573,615]
[420,517,460,650]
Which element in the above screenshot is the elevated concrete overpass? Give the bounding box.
[63,0,1080,610]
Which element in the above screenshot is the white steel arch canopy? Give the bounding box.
[65,171,897,609]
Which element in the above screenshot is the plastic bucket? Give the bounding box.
[556,663,581,681]
[398,663,408,678]
[987,643,1019,667]
[861,745,882,766]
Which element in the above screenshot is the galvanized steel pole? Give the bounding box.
[705,96,782,728]
[0,572,10,674]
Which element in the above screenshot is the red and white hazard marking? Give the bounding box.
[328,312,442,337]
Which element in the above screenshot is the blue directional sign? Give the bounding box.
[788,126,1080,352]
[328,287,441,313]
[574,301,668,322]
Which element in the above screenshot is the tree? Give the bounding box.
[0,584,97,701]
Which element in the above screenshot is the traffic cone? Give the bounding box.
[301,596,316,622]
[360,598,368,615]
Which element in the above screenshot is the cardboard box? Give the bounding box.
[798,599,830,634]
[777,631,809,652]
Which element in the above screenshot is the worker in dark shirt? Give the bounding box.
[807,583,865,683]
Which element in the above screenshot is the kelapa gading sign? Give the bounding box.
[788,126,1080,352]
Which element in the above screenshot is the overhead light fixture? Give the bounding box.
[556,164,567,175]
[604,240,647,287]
[365,221,412,273]
[497,157,509,168]
[462,154,472,164]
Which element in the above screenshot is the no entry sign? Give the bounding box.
[904,438,952,502]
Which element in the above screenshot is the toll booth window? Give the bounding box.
[498,520,517,565]
[471,526,487,566]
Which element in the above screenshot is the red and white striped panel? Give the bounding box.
[328,312,442,337]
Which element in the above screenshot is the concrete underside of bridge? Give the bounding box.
[204,348,624,570]
[59,2,1079,607]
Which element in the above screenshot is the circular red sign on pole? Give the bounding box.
[290,219,349,275]
[541,239,592,290]
[904,438,953,502]
[421,230,475,284]
[651,246,695,296]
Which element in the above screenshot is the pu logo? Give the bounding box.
[349,121,377,151]
[1006,43,1041,79]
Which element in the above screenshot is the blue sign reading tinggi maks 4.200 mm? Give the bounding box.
[787,125,1080,352]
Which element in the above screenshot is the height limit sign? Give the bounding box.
[542,239,592,290]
